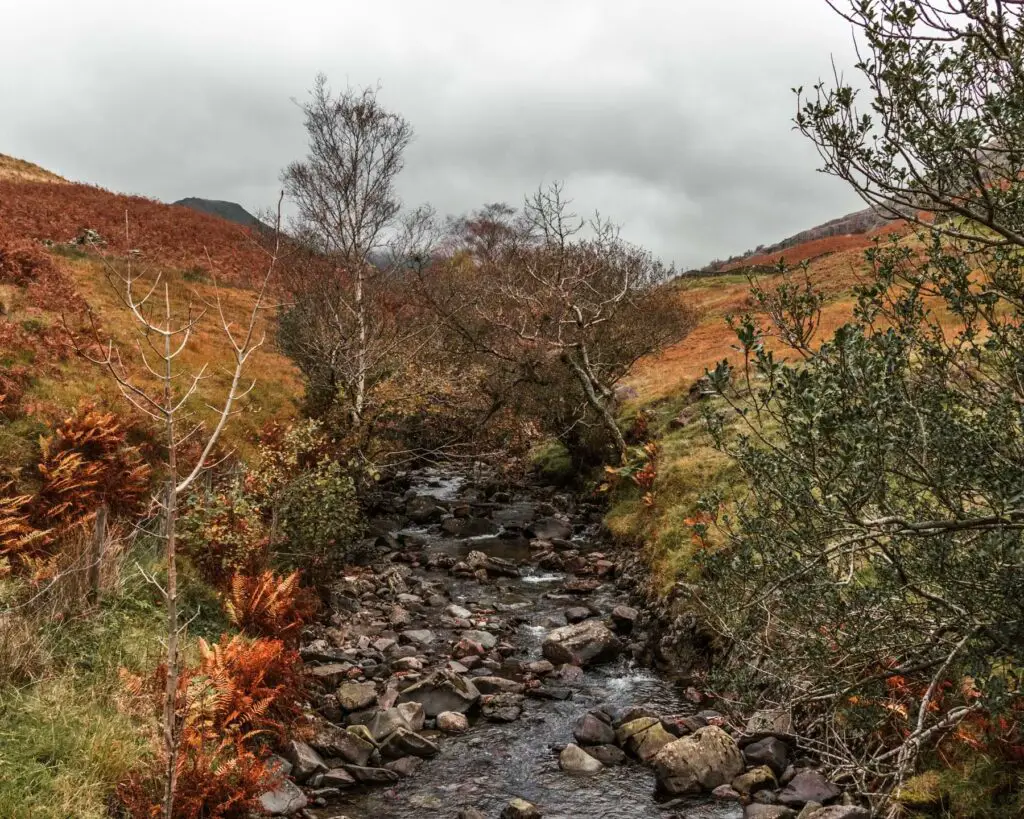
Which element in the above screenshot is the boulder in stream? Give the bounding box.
[542,619,622,667]
[559,743,603,774]
[651,725,744,794]
[398,669,481,717]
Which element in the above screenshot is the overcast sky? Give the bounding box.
[2,1,865,269]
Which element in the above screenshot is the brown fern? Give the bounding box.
[224,570,317,646]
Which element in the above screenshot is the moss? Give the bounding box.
[529,438,576,486]
[899,770,943,808]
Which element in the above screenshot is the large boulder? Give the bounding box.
[343,764,401,785]
[398,669,481,717]
[336,681,377,712]
[559,743,603,774]
[367,702,425,741]
[405,494,446,523]
[541,620,622,667]
[624,721,676,763]
[259,778,308,815]
[652,725,744,794]
[283,740,327,783]
[743,736,790,777]
[574,712,615,746]
[308,722,375,767]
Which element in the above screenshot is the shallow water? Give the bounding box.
[313,474,740,819]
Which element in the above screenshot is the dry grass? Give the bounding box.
[0,154,66,185]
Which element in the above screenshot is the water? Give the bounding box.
[311,473,739,819]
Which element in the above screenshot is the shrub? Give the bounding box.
[276,459,362,580]
[178,487,268,589]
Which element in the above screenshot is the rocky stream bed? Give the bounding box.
[260,469,865,819]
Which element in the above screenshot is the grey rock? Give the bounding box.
[746,708,794,736]
[529,516,572,540]
[437,710,470,734]
[258,778,308,815]
[542,620,622,667]
[733,765,778,795]
[379,726,440,759]
[481,692,525,722]
[586,744,626,765]
[778,771,841,807]
[336,681,377,712]
[320,767,356,787]
[559,743,603,774]
[308,723,375,767]
[466,549,521,578]
[745,807,796,819]
[565,606,590,624]
[283,740,327,784]
[400,629,436,647]
[461,629,498,650]
[610,605,639,633]
[744,736,790,777]
[574,712,616,745]
[343,764,401,784]
[801,808,869,819]
[446,604,472,620]
[652,726,745,794]
[385,755,424,778]
[473,676,526,695]
[367,702,426,741]
[500,797,542,819]
[398,669,481,717]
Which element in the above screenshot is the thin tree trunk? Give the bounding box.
[88,504,107,605]
[562,352,627,463]
[353,264,366,426]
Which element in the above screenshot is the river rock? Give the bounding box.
[398,669,481,717]
[800,808,869,819]
[259,778,308,815]
[400,629,436,647]
[466,550,521,578]
[380,726,440,759]
[734,765,778,795]
[458,810,487,819]
[308,722,375,767]
[461,629,498,650]
[746,708,794,736]
[565,606,590,624]
[652,725,744,794]
[559,743,603,774]
[437,710,470,734]
[778,771,841,807]
[500,797,542,819]
[343,764,401,785]
[587,744,627,766]
[574,712,615,745]
[744,736,790,776]
[309,663,352,688]
[473,676,526,695]
[615,716,659,746]
[386,756,424,778]
[481,692,525,722]
[745,807,796,819]
[625,720,676,762]
[523,659,555,676]
[283,740,327,783]
[406,495,445,523]
[317,767,356,787]
[337,682,377,712]
[712,784,742,801]
[542,620,622,667]
[446,604,472,620]
[610,605,639,633]
[529,517,572,540]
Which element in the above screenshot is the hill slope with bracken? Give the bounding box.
[0,155,301,488]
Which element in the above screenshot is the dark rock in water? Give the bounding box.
[379,726,440,759]
[587,744,627,766]
[398,669,481,717]
[526,686,573,701]
[528,516,572,540]
[615,717,660,746]
[542,620,622,667]
[559,742,603,773]
[366,702,425,741]
[500,798,542,819]
[610,605,639,633]
[443,516,500,537]
[523,659,555,676]
[491,502,535,529]
[343,764,401,785]
[744,736,790,777]
[778,770,841,807]
[466,550,521,578]
[458,810,487,819]
[573,712,615,746]
[405,494,446,523]
[562,577,602,595]
[283,740,327,783]
[461,629,498,650]
[565,606,590,624]
[481,692,525,722]
[318,767,356,787]
[473,676,525,695]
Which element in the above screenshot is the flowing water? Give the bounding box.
[313,471,740,819]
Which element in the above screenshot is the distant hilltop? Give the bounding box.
[173,197,264,229]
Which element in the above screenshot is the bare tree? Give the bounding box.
[77,206,282,819]
[281,75,436,431]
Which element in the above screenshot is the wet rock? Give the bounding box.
[343,764,401,785]
[461,629,498,650]
[398,669,481,717]
[481,692,525,722]
[523,659,555,676]
[466,550,521,578]
[542,620,622,667]
[443,517,499,537]
[557,664,585,682]
[734,765,778,795]
[615,716,659,746]
[527,685,574,701]
[473,676,526,695]
[405,494,446,523]
[587,744,627,766]
[367,702,425,741]
[283,740,327,783]
[400,629,436,647]
[562,578,602,595]
[565,606,590,624]
[309,663,353,688]
[610,605,639,634]
[574,712,615,745]
[446,604,472,620]
[529,517,572,540]
[652,725,744,794]
[336,682,377,712]
[259,777,308,815]
[744,736,790,777]
[492,503,535,529]
[308,722,376,767]
[625,720,676,763]
[458,810,486,819]
[385,756,424,778]
[614,705,660,726]
[500,797,542,819]
[453,637,487,657]
[392,656,424,672]
[559,743,603,774]
[778,771,841,808]
[379,726,440,759]
[437,710,470,734]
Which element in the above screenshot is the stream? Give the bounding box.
[306,469,742,819]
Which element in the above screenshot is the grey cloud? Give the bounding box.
[2,0,867,268]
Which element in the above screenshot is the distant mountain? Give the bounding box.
[173,197,264,228]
